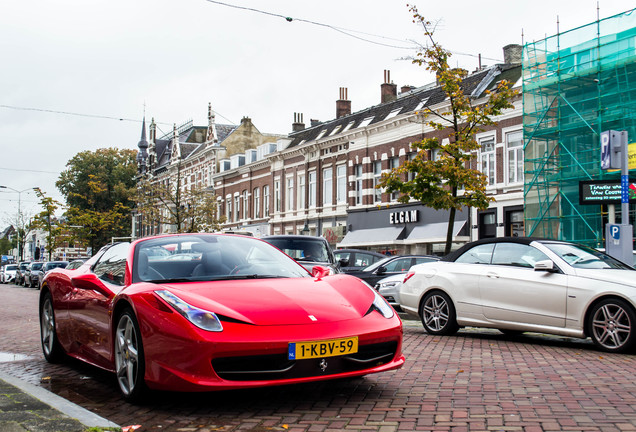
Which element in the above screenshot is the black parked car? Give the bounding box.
[261,235,340,275]
[333,248,386,273]
[345,254,439,286]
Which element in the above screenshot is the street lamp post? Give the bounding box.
[0,186,33,261]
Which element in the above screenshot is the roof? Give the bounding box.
[286,64,521,148]
[442,236,568,262]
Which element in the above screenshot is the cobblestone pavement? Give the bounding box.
[2,282,636,432]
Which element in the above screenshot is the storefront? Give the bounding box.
[338,204,470,255]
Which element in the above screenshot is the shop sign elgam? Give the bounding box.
[389,210,419,224]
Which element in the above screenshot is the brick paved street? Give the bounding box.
[2,282,636,432]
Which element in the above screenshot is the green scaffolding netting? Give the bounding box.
[523,8,636,247]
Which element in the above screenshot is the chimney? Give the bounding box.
[381,70,397,104]
[292,112,305,132]
[503,44,522,65]
[310,119,321,127]
[336,87,351,118]
[400,85,415,95]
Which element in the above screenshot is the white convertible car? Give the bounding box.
[399,237,636,353]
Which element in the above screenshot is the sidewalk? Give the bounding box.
[0,371,119,432]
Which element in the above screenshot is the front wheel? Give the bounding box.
[589,298,636,353]
[420,291,459,336]
[115,308,147,402]
[40,291,66,363]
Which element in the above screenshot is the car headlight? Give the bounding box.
[377,281,400,289]
[155,290,223,332]
[361,281,394,319]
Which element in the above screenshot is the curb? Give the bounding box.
[0,370,119,430]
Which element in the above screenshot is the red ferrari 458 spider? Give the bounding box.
[39,233,404,401]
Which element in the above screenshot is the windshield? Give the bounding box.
[31,263,43,270]
[6,265,17,271]
[264,238,331,264]
[545,243,634,270]
[133,234,311,283]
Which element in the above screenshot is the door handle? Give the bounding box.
[486,272,499,279]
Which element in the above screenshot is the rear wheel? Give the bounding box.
[115,308,147,402]
[589,298,636,353]
[40,291,65,363]
[420,291,459,336]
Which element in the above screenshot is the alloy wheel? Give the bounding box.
[115,314,140,396]
[423,293,450,332]
[40,297,56,357]
[591,303,632,351]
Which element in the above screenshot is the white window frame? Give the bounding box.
[297,173,305,210]
[263,185,270,216]
[506,129,523,185]
[355,164,363,205]
[274,180,281,213]
[323,167,333,206]
[242,190,248,220]
[479,135,496,186]
[336,165,346,204]
[286,176,294,211]
[308,171,316,208]
[373,161,382,203]
[253,187,260,219]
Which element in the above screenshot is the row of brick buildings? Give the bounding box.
[134,44,524,255]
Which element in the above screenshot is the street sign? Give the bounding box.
[609,224,620,241]
[601,131,611,169]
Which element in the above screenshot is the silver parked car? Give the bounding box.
[400,237,636,353]
[1,264,18,283]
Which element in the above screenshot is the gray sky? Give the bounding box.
[1,0,634,221]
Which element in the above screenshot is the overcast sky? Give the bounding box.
[1,0,634,222]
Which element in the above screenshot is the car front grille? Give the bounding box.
[212,341,398,381]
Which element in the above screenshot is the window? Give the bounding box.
[336,165,346,204]
[263,185,270,216]
[226,197,232,222]
[355,164,363,205]
[242,190,248,220]
[407,152,417,181]
[297,174,305,210]
[480,136,496,186]
[384,258,413,272]
[323,167,333,206]
[455,243,495,264]
[234,195,240,221]
[286,177,294,211]
[389,157,399,201]
[491,243,549,268]
[253,187,260,218]
[94,242,130,286]
[274,180,281,212]
[308,171,316,208]
[506,130,523,184]
[373,161,382,203]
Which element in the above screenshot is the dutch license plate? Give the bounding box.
[288,336,358,360]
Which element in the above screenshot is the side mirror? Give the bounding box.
[534,260,558,273]
[311,265,331,280]
[71,273,111,296]
[339,257,349,267]
[376,265,387,275]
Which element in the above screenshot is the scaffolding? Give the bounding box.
[523,9,636,247]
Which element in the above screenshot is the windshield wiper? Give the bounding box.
[145,278,193,284]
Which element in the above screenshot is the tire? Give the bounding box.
[588,298,636,353]
[114,308,147,402]
[420,291,459,336]
[39,291,66,363]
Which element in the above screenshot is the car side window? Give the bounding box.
[455,244,495,264]
[384,258,412,272]
[93,242,130,286]
[491,243,549,268]
[414,257,437,265]
[355,253,376,267]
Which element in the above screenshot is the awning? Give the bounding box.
[338,226,405,248]
[405,220,467,243]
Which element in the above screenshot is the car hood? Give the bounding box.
[151,274,374,326]
[572,268,636,288]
